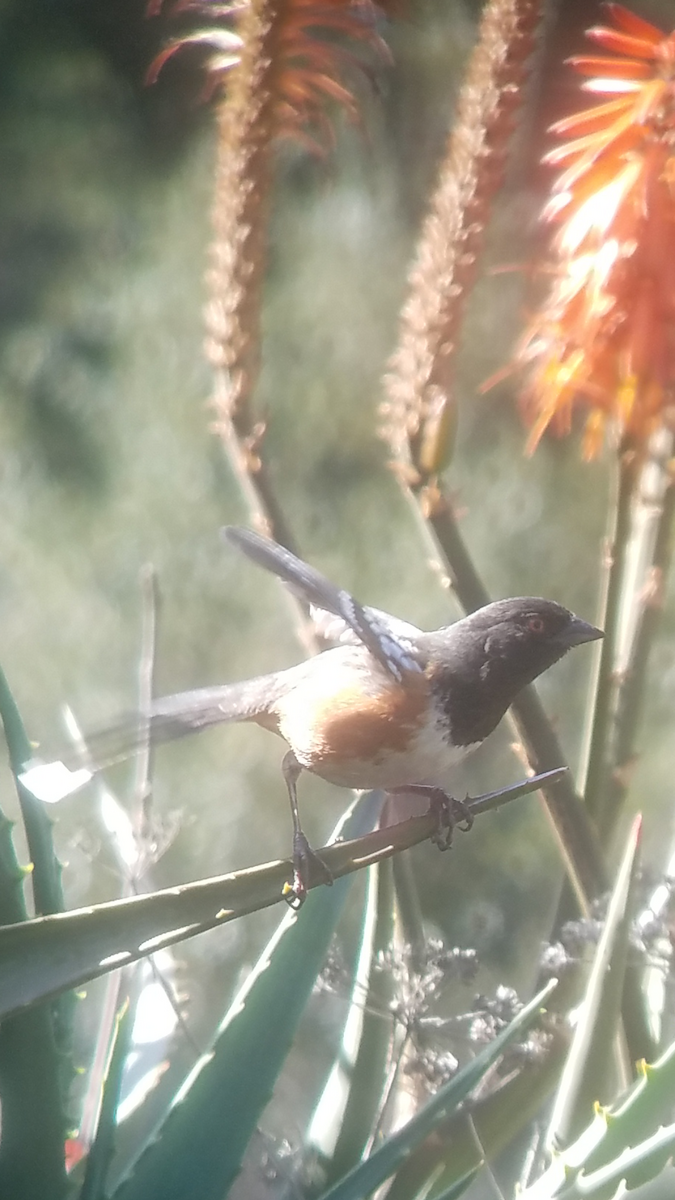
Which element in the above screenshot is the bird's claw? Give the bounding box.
[283,831,333,908]
[430,791,474,851]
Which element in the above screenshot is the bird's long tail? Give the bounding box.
[19,670,295,803]
[89,669,295,769]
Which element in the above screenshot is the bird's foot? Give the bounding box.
[428,790,473,850]
[283,831,333,909]
[389,785,474,851]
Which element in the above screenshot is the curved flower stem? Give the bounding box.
[578,442,639,821]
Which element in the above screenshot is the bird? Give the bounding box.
[21,528,603,906]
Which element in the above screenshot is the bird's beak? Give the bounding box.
[556,616,604,648]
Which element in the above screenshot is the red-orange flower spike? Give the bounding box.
[516,3,675,457]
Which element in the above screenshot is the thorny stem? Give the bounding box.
[579,443,639,821]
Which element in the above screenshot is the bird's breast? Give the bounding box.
[273,649,473,789]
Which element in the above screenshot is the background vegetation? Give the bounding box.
[1,0,675,1197]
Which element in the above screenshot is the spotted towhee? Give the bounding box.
[22,527,602,905]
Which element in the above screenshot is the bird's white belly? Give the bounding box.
[304,718,479,790]
[274,646,479,792]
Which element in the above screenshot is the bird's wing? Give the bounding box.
[310,604,423,652]
[224,526,424,683]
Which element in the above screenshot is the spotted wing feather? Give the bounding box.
[224,526,423,683]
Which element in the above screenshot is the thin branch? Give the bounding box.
[579,443,639,818]
[131,564,159,847]
[409,490,606,914]
[601,442,675,838]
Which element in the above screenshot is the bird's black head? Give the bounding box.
[427,598,602,746]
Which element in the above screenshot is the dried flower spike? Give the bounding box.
[517,2,675,458]
[383,0,541,485]
[148,0,390,152]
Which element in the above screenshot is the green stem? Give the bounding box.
[0,666,65,917]
[579,445,638,820]
[408,483,655,1065]
[411,484,607,914]
[600,462,675,841]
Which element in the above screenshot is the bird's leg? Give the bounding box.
[388,785,473,851]
[281,750,333,908]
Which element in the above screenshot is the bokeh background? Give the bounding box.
[1,0,675,1187]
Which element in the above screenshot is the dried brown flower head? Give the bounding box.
[148,0,389,152]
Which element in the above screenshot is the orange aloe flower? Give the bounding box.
[517,2,675,458]
[147,0,390,152]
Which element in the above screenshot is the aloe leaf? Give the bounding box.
[570,1121,675,1198]
[317,979,558,1200]
[0,665,65,917]
[426,1165,480,1200]
[78,995,135,1200]
[308,858,395,1186]
[546,815,642,1152]
[386,1029,569,1200]
[0,667,68,1200]
[108,790,382,1200]
[0,807,411,1018]
[583,1041,675,1176]
[525,1119,675,1200]
[0,809,26,927]
[520,1035,675,1197]
[0,1005,69,1200]
[0,772,557,1020]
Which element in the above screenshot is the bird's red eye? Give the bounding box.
[528,616,545,634]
